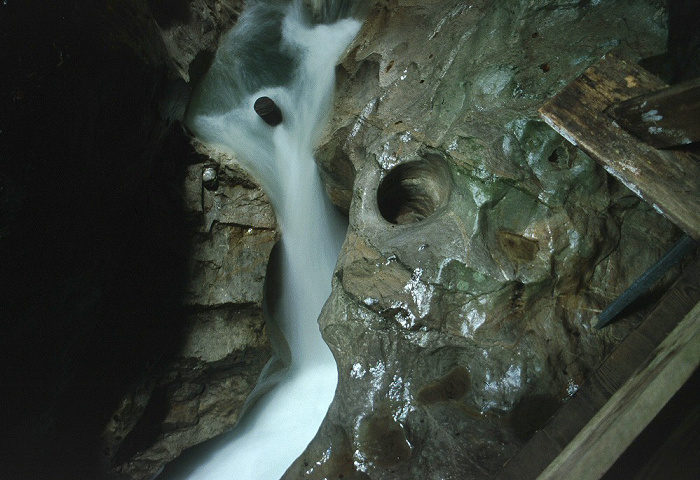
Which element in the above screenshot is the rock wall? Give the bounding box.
[102,144,279,480]
[94,0,292,473]
[285,0,678,478]
[153,0,244,81]
[1,0,689,479]
[1,1,279,479]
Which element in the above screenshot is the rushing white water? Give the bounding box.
[160,2,361,479]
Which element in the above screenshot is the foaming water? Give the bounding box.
[160,1,361,479]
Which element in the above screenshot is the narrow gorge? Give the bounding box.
[1,1,696,479]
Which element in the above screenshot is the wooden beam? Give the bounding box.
[538,54,700,240]
[537,300,700,480]
[607,77,700,149]
[498,255,700,480]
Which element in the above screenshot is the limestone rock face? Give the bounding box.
[0,0,681,478]
[286,1,676,478]
[1,0,282,475]
[152,0,245,81]
[102,145,279,480]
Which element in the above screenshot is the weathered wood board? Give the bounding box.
[538,54,700,240]
[497,257,700,480]
[537,300,700,480]
[607,77,700,148]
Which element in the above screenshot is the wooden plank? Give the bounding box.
[537,300,700,480]
[498,431,562,480]
[607,77,700,148]
[539,54,700,240]
[587,330,655,396]
[499,255,700,480]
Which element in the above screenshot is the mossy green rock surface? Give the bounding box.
[289,1,677,478]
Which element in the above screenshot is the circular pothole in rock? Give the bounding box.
[377,154,451,225]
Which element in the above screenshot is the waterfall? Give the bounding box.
[160,1,362,479]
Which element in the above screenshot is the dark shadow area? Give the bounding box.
[666,0,700,83]
[188,49,216,87]
[0,1,194,478]
[602,367,700,480]
[508,394,561,442]
[641,0,700,83]
[668,140,700,153]
[148,0,192,29]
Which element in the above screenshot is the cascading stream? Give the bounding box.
[160,1,362,479]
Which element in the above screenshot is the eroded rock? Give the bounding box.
[287,1,677,478]
[153,0,245,82]
[102,144,279,480]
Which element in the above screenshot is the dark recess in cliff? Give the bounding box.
[0,1,193,478]
[0,0,698,479]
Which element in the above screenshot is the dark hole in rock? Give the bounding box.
[358,412,412,467]
[377,154,451,224]
[509,394,561,441]
[497,231,540,264]
[254,96,283,126]
[386,60,395,72]
[418,365,471,404]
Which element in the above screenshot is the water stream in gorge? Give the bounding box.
[161,1,363,479]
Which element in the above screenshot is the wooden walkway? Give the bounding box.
[499,54,700,479]
[499,256,700,480]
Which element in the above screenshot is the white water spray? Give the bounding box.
[161,2,361,479]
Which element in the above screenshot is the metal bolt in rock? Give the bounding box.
[202,166,218,190]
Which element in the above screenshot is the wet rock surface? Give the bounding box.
[287,0,680,478]
[152,0,244,82]
[102,145,278,480]
[1,0,694,479]
[0,1,266,479]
